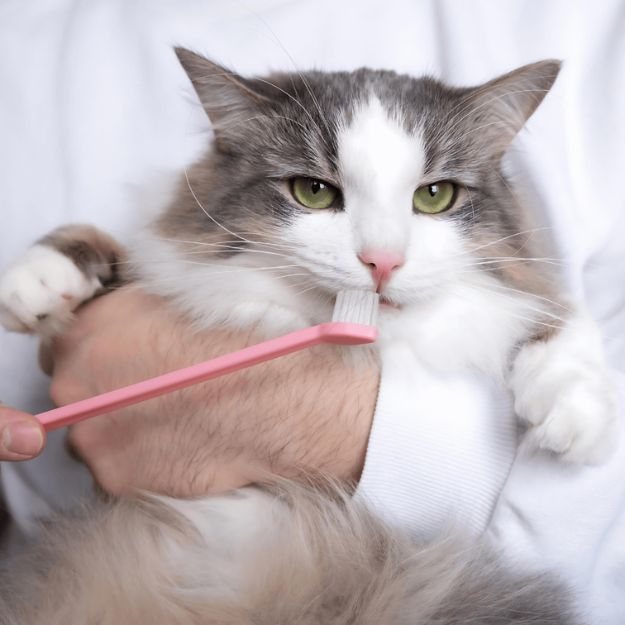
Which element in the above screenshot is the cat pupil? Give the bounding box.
[311,180,321,194]
[428,184,438,196]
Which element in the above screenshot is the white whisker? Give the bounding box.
[468,227,553,253]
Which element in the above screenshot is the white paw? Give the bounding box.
[0,245,100,337]
[511,339,619,464]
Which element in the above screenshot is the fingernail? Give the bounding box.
[2,421,44,457]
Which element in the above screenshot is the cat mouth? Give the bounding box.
[380,296,401,310]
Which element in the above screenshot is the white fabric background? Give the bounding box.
[0,0,624,621]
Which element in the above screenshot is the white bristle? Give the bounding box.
[332,290,379,326]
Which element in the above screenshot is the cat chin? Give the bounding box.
[378,275,541,378]
[379,297,402,310]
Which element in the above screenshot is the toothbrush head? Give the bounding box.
[332,290,379,327]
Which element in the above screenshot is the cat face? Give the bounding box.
[156,50,560,311]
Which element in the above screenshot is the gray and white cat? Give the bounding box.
[0,48,613,622]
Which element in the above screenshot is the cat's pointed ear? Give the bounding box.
[174,47,271,127]
[462,60,562,154]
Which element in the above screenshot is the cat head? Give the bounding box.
[155,49,560,314]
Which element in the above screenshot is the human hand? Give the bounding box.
[49,289,379,497]
[0,406,45,461]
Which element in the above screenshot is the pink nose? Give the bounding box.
[358,249,405,291]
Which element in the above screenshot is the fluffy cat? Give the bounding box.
[0,48,611,622]
[0,51,616,462]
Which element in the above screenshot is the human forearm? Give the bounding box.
[50,290,379,496]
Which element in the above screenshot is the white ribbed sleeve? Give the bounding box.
[356,345,518,539]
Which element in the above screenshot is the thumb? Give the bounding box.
[0,406,46,461]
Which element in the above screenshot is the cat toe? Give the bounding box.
[0,245,100,337]
[525,376,619,465]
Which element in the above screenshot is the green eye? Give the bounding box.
[413,181,456,214]
[291,177,338,209]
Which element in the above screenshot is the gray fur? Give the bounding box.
[0,481,578,625]
[38,224,125,287]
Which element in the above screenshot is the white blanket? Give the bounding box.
[1,0,624,621]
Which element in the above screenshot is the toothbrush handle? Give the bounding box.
[36,322,377,431]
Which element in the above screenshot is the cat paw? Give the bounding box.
[0,245,100,337]
[520,373,618,464]
[510,342,619,465]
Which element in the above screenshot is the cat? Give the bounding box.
[0,47,611,622]
[0,50,617,463]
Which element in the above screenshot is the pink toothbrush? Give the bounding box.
[36,290,379,431]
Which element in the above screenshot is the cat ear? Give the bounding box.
[174,47,271,129]
[461,60,562,155]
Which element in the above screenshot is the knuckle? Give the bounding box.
[66,423,95,459]
[48,378,67,406]
[67,422,128,495]
[92,466,125,496]
[49,376,81,406]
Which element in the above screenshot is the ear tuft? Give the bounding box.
[174,47,212,80]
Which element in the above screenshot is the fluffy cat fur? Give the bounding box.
[0,481,575,625]
[0,49,610,621]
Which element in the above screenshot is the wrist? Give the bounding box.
[258,347,380,484]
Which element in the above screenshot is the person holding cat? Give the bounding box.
[1,290,379,494]
[2,48,625,624]
[1,1,625,623]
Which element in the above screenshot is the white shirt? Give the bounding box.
[1,1,624,621]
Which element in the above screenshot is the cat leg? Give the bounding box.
[509,309,619,464]
[0,225,125,340]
